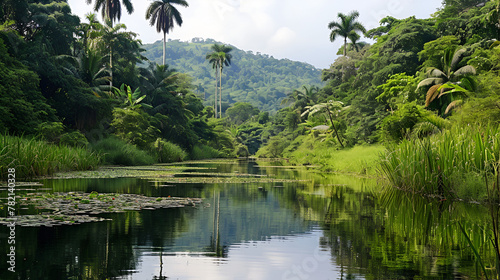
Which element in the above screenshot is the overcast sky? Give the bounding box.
[67,0,443,69]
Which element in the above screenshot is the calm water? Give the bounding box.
[0,160,493,279]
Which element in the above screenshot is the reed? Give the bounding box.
[0,135,101,178]
[380,125,500,199]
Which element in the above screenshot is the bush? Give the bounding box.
[60,131,89,147]
[91,136,155,166]
[111,108,159,149]
[36,122,64,143]
[189,144,222,160]
[152,138,187,163]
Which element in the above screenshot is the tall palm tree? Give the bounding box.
[328,11,366,57]
[146,0,189,66]
[206,44,232,118]
[206,51,220,118]
[85,0,134,25]
[86,0,134,92]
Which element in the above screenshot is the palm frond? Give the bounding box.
[417,77,443,89]
[411,121,442,139]
[444,100,464,115]
[425,84,442,107]
[451,48,466,71]
[454,65,476,78]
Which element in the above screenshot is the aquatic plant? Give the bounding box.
[380,125,500,200]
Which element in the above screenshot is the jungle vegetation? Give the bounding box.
[0,0,499,200]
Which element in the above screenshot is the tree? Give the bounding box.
[146,0,188,66]
[85,0,134,25]
[328,11,366,57]
[226,102,260,125]
[302,100,348,148]
[205,44,232,118]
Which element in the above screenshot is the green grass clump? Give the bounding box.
[380,125,500,200]
[279,134,385,175]
[152,138,187,163]
[0,134,101,178]
[91,136,155,166]
[189,144,222,160]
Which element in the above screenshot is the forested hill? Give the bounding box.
[142,38,323,113]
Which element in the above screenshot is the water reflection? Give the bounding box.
[0,160,494,279]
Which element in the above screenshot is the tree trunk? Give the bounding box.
[214,62,218,118]
[163,32,166,66]
[326,107,344,148]
[109,46,113,94]
[342,37,347,81]
[219,61,222,118]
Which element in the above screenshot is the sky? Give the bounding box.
[67,0,443,69]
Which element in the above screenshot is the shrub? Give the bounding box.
[152,138,187,163]
[36,122,64,143]
[111,108,159,149]
[60,131,89,147]
[91,136,155,166]
[189,144,222,160]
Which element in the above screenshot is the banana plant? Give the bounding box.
[114,84,152,110]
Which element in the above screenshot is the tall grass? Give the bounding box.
[90,136,155,166]
[278,133,386,175]
[152,138,187,163]
[380,125,500,199]
[0,135,101,178]
[189,144,223,160]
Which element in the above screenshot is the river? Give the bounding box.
[0,159,495,279]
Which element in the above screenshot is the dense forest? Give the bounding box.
[143,38,323,113]
[0,0,500,203]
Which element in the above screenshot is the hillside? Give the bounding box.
[142,38,323,113]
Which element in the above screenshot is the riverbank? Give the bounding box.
[274,133,385,175]
[0,135,101,178]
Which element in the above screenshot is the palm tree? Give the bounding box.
[281,85,319,113]
[417,46,476,114]
[301,100,348,148]
[328,11,366,57]
[85,0,134,92]
[206,44,232,118]
[146,0,189,66]
[85,0,134,25]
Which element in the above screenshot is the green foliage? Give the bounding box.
[91,136,155,166]
[152,138,187,163]
[225,102,260,125]
[36,121,64,143]
[256,135,291,158]
[380,125,500,200]
[142,38,323,113]
[380,102,450,142]
[60,131,90,148]
[449,96,500,126]
[0,135,101,178]
[0,38,56,134]
[376,73,419,111]
[111,107,159,149]
[189,144,222,160]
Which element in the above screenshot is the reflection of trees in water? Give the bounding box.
[321,185,494,279]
